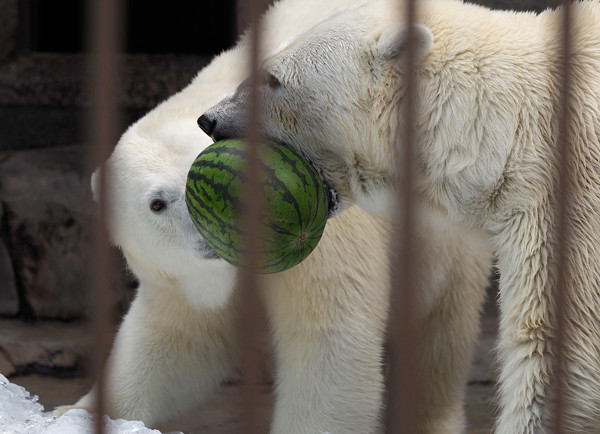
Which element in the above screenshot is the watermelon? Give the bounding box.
[185,139,328,274]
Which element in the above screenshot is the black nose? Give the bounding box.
[198,114,216,137]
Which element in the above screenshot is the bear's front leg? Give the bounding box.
[55,282,239,428]
[414,219,490,434]
[266,303,387,434]
[262,208,390,434]
[494,210,554,434]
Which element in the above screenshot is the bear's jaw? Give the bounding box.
[354,186,394,216]
[193,241,222,260]
[323,178,342,217]
[181,260,237,310]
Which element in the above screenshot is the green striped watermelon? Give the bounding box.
[185,139,328,274]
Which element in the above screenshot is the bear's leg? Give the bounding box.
[494,212,553,434]
[416,258,489,431]
[263,268,389,433]
[411,216,490,433]
[266,314,386,434]
[55,283,239,427]
[495,305,553,434]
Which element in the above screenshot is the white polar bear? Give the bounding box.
[55,0,491,432]
[202,0,600,432]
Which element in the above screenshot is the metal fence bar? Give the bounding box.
[553,0,572,432]
[385,0,421,432]
[86,0,122,433]
[238,0,269,432]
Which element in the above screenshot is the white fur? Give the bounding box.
[55,0,492,432]
[205,0,600,431]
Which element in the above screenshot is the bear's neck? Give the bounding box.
[414,2,562,229]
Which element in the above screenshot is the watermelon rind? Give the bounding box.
[185,139,328,274]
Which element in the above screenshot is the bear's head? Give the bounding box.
[199,4,433,215]
[91,117,237,309]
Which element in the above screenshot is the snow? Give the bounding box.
[0,374,166,434]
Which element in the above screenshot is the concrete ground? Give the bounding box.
[5,291,499,433]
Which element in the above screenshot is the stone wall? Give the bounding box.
[0,147,140,320]
[0,48,212,322]
[0,48,218,321]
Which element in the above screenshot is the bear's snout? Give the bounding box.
[198,114,217,138]
[198,113,236,142]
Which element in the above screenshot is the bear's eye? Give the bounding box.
[266,73,281,89]
[150,199,167,213]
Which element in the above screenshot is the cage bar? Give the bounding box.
[553,0,572,432]
[86,0,123,433]
[385,0,422,432]
[237,0,270,432]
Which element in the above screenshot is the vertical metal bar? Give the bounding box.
[385,0,421,432]
[86,0,122,433]
[553,0,572,432]
[238,0,269,432]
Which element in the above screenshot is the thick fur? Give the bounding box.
[204,0,600,432]
[55,0,491,432]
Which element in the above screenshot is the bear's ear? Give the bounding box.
[375,23,433,64]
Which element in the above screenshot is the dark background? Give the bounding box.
[27,0,237,54]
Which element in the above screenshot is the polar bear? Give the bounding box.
[201,0,600,432]
[55,0,491,432]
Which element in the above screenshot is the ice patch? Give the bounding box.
[0,374,167,434]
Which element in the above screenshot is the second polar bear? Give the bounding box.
[202,0,600,432]
[55,0,491,432]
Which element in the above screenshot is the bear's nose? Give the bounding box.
[198,114,217,137]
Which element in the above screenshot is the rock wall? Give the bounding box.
[0,146,136,320]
